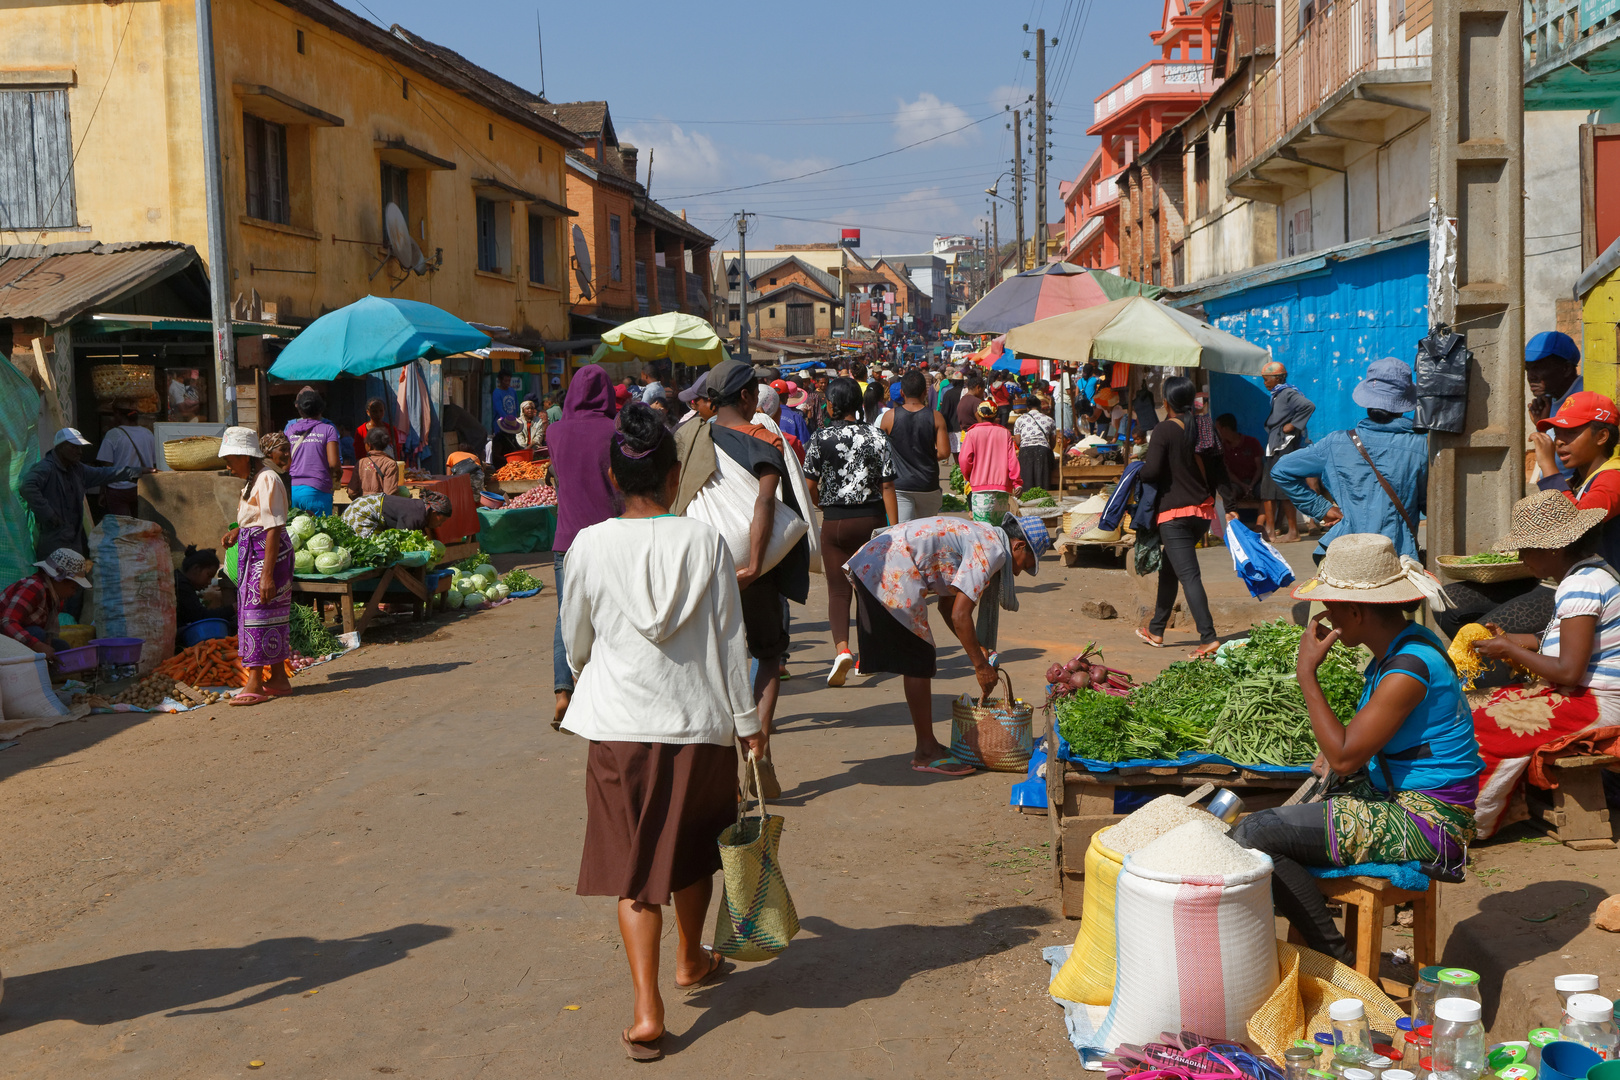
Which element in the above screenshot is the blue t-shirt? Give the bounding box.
[1358,623,1482,793]
[492,385,519,425]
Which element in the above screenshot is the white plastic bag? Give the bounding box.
[0,654,71,721]
[685,448,808,577]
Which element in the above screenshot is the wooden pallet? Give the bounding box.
[1046,758,1302,918]
[1525,753,1618,850]
[1057,531,1135,566]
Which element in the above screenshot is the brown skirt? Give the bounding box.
[577,740,739,905]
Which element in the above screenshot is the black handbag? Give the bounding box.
[1413,323,1471,435]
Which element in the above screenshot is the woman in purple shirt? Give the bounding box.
[283,387,342,516]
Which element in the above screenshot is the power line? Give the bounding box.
[619,101,1008,127]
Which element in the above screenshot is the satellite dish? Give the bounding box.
[384,202,427,275]
[572,223,594,300]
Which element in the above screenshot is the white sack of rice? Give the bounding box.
[1102,794,1228,854]
[1130,820,1264,877]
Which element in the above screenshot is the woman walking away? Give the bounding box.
[548,366,621,730]
[804,376,899,687]
[561,402,764,1061]
[283,388,342,516]
[220,428,295,706]
[1230,534,1478,963]
[1012,394,1056,493]
[1136,376,1227,659]
[958,401,1021,522]
[844,514,1049,775]
[881,369,949,522]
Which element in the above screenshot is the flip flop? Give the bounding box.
[1134,628,1165,648]
[1189,643,1221,660]
[912,754,974,776]
[679,948,730,992]
[621,1030,664,1062]
[263,686,295,698]
[229,691,273,707]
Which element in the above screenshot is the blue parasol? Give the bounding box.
[268,296,490,381]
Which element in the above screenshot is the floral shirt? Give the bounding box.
[1013,409,1056,449]
[844,517,1008,643]
[803,420,897,513]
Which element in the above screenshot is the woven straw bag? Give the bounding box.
[90,364,156,402]
[712,754,800,962]
[950,669,1033,772]
[163,436,225,471]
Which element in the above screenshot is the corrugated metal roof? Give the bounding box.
[0,241,200,326]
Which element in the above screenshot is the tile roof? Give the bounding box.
[385,23,577,146]
[544,101,614,141]
[0,241,202,325]
[726,255,839,297]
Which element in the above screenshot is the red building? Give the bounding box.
[1062,0,1223,273]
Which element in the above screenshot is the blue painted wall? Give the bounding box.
[1203,241,1429,445]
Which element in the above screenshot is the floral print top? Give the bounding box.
[803,420,897,512]
[1014,409,1056,449]
[844,517,1008,643]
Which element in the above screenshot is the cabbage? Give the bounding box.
[457,575,476,592]
[470,573,490,590]
[305,532,335,554]
[474,564,497,582]
[333,547,352,572]
[294,550,315,574]
[444,588,464,609]
[463,592,486,609]
[290,516,316,540]
[483,587,500,602]
[428,539,447,565]
[314,551,345,574]
[493,583,510,600]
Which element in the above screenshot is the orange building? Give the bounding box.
[1063,0,1222,273]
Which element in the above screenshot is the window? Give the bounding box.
[243,113,289,224]
[381,162,409,222]
[1193,140,1210,219]
[608,214,623,281]
[1389,0,1405,25]
[769,277,777,285]
[768,307,777,318]
[0,89,77,229]
[527,212,553,285]
[296,29,306,53]
[476,197,509,273]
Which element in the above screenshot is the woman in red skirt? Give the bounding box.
[559,401,765,1061]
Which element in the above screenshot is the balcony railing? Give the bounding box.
[635,261,649,315]
[1233,0,1428,173]
[656,265,677,311]
[1092,58,1219,129]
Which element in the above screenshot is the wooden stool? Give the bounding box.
[1313,875,1437,983]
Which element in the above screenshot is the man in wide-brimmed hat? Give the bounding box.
[1271,357,1427,562]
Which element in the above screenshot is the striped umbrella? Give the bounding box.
[956,262,1163,335]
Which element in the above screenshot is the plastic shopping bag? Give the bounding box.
[1226,520,1295,600]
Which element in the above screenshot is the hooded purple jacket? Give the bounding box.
[548,365,620,551]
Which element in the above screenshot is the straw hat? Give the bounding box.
[219,426,263,458]
[1494,489,1606,552]
[1291,533,1449,608]
[35,548,93,588]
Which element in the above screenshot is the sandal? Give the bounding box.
[621,1029,664,1062]
[678,948,729,991]
[229,691,273,707]
[1134,628,1165,648]
[912,754,974,776]
[1189,642,1221,660]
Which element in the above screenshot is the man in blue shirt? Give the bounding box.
[1525,330,1583,480]
[1270,357,1427,562]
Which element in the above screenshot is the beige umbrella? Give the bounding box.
[1003,296,1271,375]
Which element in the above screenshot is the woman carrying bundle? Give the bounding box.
[220,428,295,706]
[1462,490,1620,838]
[1229,533,1481,962]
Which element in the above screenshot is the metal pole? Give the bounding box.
[1012,110,1026,271]
[736,210,750,363]
[1035,28,1048,266]
[991,201,999,284]
[195,0,236,425]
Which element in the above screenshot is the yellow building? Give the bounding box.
[0,0,581,432]
[1577,237,1620,399]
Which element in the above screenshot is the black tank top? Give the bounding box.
[888,405,939,493]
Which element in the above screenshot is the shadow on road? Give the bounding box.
[317,662,469,691]
[666,907,1051,1053]
[774,751,988,804]
[0,923,453,1032]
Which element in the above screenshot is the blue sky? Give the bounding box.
[356,0,1166,255]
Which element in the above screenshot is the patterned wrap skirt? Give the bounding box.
[1326,777,1477,869]
[970,490,1010,523]
[238,525,294,668]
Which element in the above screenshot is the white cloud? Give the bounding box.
[892,93,975,147]
[619,123,725,193]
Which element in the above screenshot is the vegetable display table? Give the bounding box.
[291,561,431,638]
[1047,758,1302,919]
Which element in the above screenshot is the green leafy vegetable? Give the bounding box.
[1223,618,1367,722]
[454,551,487,572]
[941,493,966,512]
[1456,552,1518,565]
[1054,690,1208,763]
[289,602,343,658]
[949,465,966,495]
[1130,659,1234,730]
[501,568,542,592]
[1205,671,1320,767]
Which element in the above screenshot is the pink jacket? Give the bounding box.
[957,422,1021,493]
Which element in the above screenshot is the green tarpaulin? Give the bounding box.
[0,357,43,584]
[476,506,555,554]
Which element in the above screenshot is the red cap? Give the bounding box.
[1537,390,1618,431]
[613,384,630,406]
[770,379,791,394]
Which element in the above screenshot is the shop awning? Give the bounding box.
[0,241,204,327]
[84,313,299,337]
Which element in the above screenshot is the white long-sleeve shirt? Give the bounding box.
[560,515,759,744]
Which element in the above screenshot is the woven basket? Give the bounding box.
[1437,554,1536,584]
[163,435,225,471]
[950,669,1033,772]
[90,364,156,402]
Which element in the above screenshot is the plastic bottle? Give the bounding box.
[1333,999,1375,1062]
[1438,969,1485,1009]
[1556,976,1602,1023]
[1433,998,1488,1080]
[1560,994,1620,1060]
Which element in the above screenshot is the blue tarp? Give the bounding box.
[1051,729,1313,776]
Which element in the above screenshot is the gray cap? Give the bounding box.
[1351,356,1417,413]
[676,372,709,405]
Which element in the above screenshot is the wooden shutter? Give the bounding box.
[0,90,77,229]
[266,120,288,224]
[243,115,263,218]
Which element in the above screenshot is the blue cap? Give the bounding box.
[1526,331,1580,364]
[1351,357,1417,413]
[1002,513,1053,572]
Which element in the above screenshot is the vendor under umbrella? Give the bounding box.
[1229,533,1480,963]
[342,489,452,539]
[0,548,94,663]
[842,514,1050,776]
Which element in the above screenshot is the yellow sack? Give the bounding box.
[1047,829,1124,1005]
[1247,942,1407,1061]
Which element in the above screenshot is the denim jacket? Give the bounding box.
[1270,416,1428,560]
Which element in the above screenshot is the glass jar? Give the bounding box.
[1438,969,1485,1009]
[1560,994,1619,1060]
[1526,1030,1560,1070]
[1433,998,1488,1080]
[1486,1043,1528,1074]
[1286,1046,1319,1080]
[1555,975,1601,1021]
[1335,1051,1370,1077]
[1344,1067,1377,1080]
[1404,1031,1433,1074]
[1332,999,1374,1062]
[1413,967,1445,1032]
[1364,1054,1394,1079]
[1384,1071,1416,1080]
[1496,1067,1537,1080]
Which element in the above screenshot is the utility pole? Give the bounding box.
[195,0,236,424]
[982,222,991,299]
[991,200,1000,283]
[1012,109,1026,272]
[1035,27,1048,267]
[736,210,751,362]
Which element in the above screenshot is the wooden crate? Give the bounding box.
[1526,753,1618,850]
[1047,758,1302,919]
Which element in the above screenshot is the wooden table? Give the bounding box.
[1526,752,1619,850]
[291,562,432,638]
